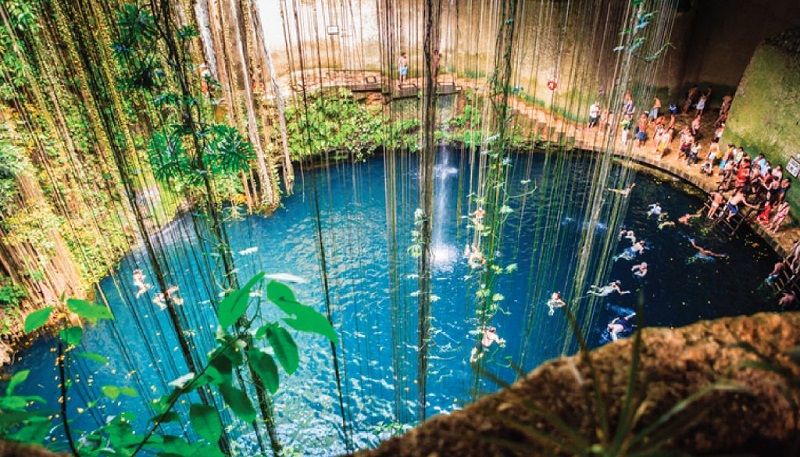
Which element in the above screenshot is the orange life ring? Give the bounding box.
[547,80,557,91]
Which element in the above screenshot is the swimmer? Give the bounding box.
[587,281,631,297]
[647,203,662,218]
[631,262,648,277]
[547,292,567,316]
[689,238,728,261]
[469,326,506,363]
[608,312,637,341]
[658,220,675,230]
[133,268,151,299]
[614,240,646,261]
[679,209,703,225]
[152,285,183,310]
[608,183,636,197]
[618,229,636,244]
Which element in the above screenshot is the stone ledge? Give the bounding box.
[359,312,800,456]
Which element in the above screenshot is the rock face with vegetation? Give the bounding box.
[723,27,800,211]
[360,312,800,456]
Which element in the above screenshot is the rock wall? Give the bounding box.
[723,28,800,211]
[674,0,800,95]
[359,312,800,456]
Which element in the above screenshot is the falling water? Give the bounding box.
[431,148,459,271]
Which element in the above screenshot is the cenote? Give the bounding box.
[11,148,778,455]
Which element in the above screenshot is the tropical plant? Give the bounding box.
[5,273,337,456]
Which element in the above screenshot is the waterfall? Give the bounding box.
[431,147,458,271]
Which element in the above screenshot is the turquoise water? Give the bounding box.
[11,149,778,455]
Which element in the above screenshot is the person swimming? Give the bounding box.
[614,240,646,261]
[608,312,637,341]
[133,268,151,299]
[587,280,631,297]
[152,285,182,310]
[678,209,703,225]
[608,183,636,197]
[618,229,636,244]
[469,326,506,363]
[631,262,648,277]
[647,203,662,218]
[688,238,728,263]
[547,292,567,316]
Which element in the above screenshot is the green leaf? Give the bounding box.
[266,281,300,314]
[66,298,113,323]
[217,272,264,329]
[248,349,279,394]
[59,326,83,346]
[266,281,338,343]
[101,385,121,400]
[266,326,299,374]
[282,305,338,344]
[219,383,256,422]
[190,403,222,442]
[6,369,29,395]
[119,386,139,398]
[24,307,53,334]
[76,352,108,365]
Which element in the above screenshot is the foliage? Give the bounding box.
[147,124,254,190]
[0,274,338,456]
[284,89,419,159]
[0,276,26,309]
[0,132,27,213]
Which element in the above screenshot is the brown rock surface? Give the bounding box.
[359,312,800,457]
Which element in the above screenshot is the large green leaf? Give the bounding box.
[59,326,83,346]
[266,326,299,374]
[66,298,113,323]
[219,383,256,422]
[217,272,265,329]
[189,403,222,442]
[266,281,300,314]
[248,349,279,394]
[6,369,29,395]
[266,281,338,343]
[23,307,53,334]
[283,306,338,344]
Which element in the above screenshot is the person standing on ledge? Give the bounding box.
[588,101,601,128]
[431,49,441,81]
[398,52,408,86]
[649,96,661,121]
